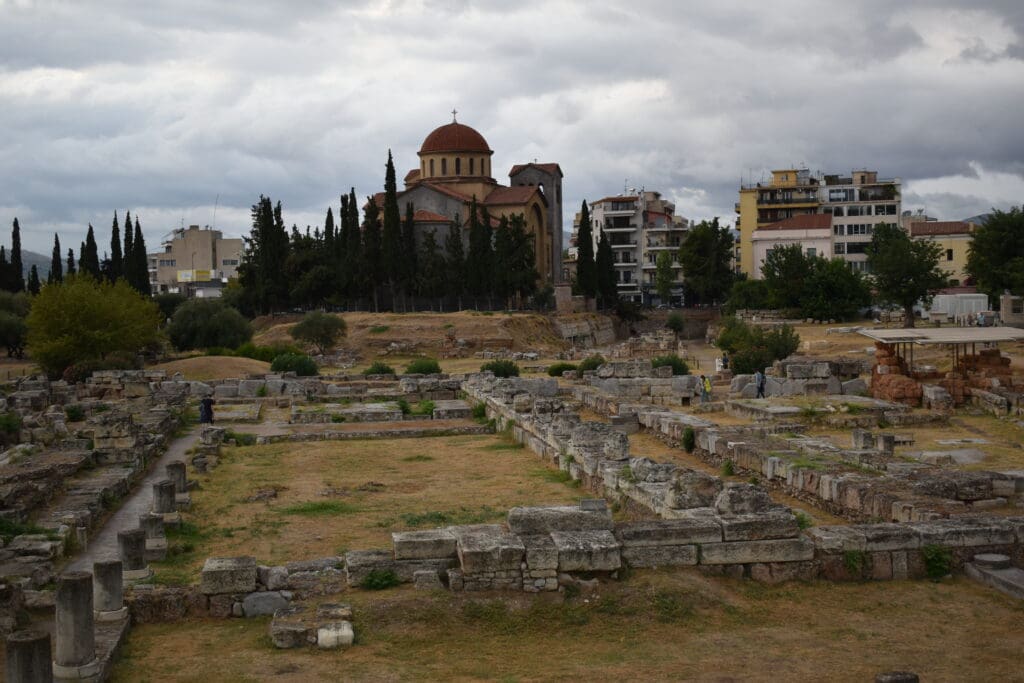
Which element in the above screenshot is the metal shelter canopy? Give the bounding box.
[858,327,1024,345]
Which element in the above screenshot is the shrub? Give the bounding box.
[234,342,302,363]
[651,354,689,375]
[795,511,814,530]
[27,276,162,378]
[290,312,347,354]
[0,312,27,358]
[481,359,520,378]
[361,569,400,590]
[577,354,606,373]
[716,317,800,375]
[471,402,487,421]
[60,353,140,384]
[270,353,318,376]
[368,325,390,334]
[153,293,187,321]
[405,358,442,375]
[167,299,252,351]
[721,459,735,476]
[681,426,695,453]
[396,398,411,415]
[64,405,86,422]
[547,362,578,377]
[922,544,952,581]
[665,312,685,336]
[363,361,395,375]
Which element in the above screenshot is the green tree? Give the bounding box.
[466,200,493,297]
[27,265,40,295]
[238,196,291,314]
[109,212,123,282]
[666,312,685,339]
[444,222,465,301]
[966,206,1024,297]
[154,292,187,321]
[79,224,101,278]
[48,234,63,284]
[10,218,24,292]
[596,227,616,308]
[493,215,514,302]
[417,229,446,299]
[27,275,161,377]
[654,250,675,303]
[508,213,539,301]
[866,223,947,328]
[576,200,596,296]
[401,202,418,295]
[0,312,26,358]
[66,247,76,276]
[122,211,134,286]
[131,218,151,295]
[344,189,362,297]
[290,311,347,354]
[167,299,252,351]
[361,196,382,309]
[761,244,812,310]
[724,278,770,313]
[380,151,403,300]
[677,218,734,306]
[802,257,871,321]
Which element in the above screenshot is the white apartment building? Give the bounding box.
[573,190,689,305]
[822,170,901,271]
[148,225,244,297]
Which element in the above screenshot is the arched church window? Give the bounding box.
[429,159,434,176]
[469,158,475,175]
[442,158,447,175]
[455,158,461,175]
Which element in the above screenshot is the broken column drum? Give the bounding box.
[139,512,165,540]
[118,528,151,580]
[152,479,176,514]
[93,559,127,621]
[165,461,188,494]
[5,630,53,683]
[54,571,99,679]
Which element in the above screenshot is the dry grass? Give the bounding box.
[149,356,271,381]
[152,432,582,581]
[112,571,1024,682]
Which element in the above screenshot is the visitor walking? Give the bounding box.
[755,369,766,398]
[702,375,712,403]
[199,396,216,424]
[721,352,729,370]
[698,375,708,403]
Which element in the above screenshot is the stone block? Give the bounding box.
[916,519,1015,548]
[700,538,815,565]
[714,483,775,514]
[748,561,820,584]
[412,570,444,590]
[614,518,722,546]
[720,511,799,542]
[201,556,256,595]
[317,621,354,649]
[521,534,558,570]
[242,591,290,617]
[237,379,266,397]
[621,544,698,568]
[842,378,868,396]
[550,530,621,572]
[858,524,921,551]
[285,557,344,574]
[257,565,289,591]
[452,525,525,573]
[270,606,312,649]
[507,505,613,535]
[805,526,867,553]
[343,549,455,585]
[392,529,458,560]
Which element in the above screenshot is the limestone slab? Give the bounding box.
[392,529,458,560]
[621,544,698,568]
[200,556,256,595]
[700,538,815,565]
[614,518,722,546]
[550,530,621,572]
[507,505,613,535]
[453,525,525,573]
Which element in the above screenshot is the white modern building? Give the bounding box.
[821,170,901,272]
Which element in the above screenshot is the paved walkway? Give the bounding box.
[66,429,200,571]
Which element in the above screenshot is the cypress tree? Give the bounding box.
[466,199,494,296]
[27,265,40,295]
[402,201,418,290]
[576,200,596,297]
[596,228,616,308]
[323,206,335,258]
[123,213,135,286]
[380,151,403,298]
[361,196,382,309]
[48,234,63,284]
[493,215,513,302]
[508,213,538,300]
[67,247,76,276]
[11,218,24,292]
[109,212,123,281]
[0,247,9,293]
[132,217,151,295]
[444,221,465,300]
[81,224,101,278]
[417,229,445,299]
[345,189,361,296]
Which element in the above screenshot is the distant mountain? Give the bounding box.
[21,250,51,279]
[963,214,991,226]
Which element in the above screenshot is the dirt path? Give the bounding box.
[65,429,201,571]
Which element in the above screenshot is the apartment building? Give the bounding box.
[572,190,689,305]
[148,225,244,297]
[736,168,901,276]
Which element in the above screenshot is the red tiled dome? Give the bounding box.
[419,122,492,154]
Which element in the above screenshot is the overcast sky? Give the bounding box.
[2,0,1023,254]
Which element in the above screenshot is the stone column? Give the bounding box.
[93,560,127,622]
[54,571,99,679]
[5,629,53,683]
[152,479,176,514]
[166,461,188,494]
[118,528,152,581]
[140,512,167,561]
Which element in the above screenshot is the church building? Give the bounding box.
[377,116,563,284]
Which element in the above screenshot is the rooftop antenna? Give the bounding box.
[623,178,628,194]
[212,193,220,231]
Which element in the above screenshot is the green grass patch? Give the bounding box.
[278,501,360,517]
[530,468,580,487]
[361,569,400,590]
[224,430,257,446]
[368,325,390,334]
[401,454,434,462]
[481,441,524,451]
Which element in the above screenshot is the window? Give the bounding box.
[455,157,461,175]
[441,158,447,175]
[159,259,176,267]
[806,247,817,258]
[846,242,869,254]
[832,206,844,217]
[847,206,863,217]
[469,157,475,175]
[429,159,434,176]
[834,225,845,235]
[829,189,853,202]
[946,249,953,261]
[222,259,239,266]
[834,243,845,254]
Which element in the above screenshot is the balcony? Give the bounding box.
[602,224,638,232]
[757,194,818,205]
[645,243,679,250]
[614,261,637,267]
[610,242,637,249]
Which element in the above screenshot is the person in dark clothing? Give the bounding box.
[755,369,766,398]
[199,396,216,424]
